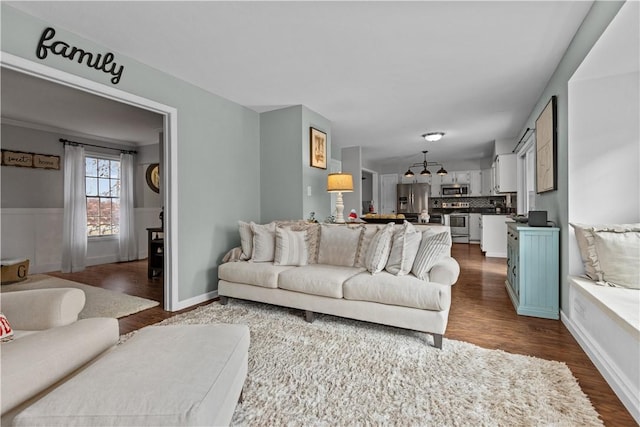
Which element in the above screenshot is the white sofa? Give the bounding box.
[218,221,460,349]
[1,288,119,423]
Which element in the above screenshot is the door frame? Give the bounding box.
[1,52,180,311]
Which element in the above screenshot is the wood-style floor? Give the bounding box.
[47,245,636,426]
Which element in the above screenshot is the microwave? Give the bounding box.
[441,184,469,197]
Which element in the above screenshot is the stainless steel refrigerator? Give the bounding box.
[396,183,430,214]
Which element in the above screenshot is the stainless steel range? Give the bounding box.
[442,202,470,243]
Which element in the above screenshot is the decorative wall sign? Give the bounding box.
[36,27,124,85]
[535,96,557,193]
[310,127,327,169]
[1,150,60,170]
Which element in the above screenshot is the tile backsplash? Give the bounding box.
[431,196,514,209]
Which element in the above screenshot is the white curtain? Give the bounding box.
[118,152,138,261]
[61,145,87,273]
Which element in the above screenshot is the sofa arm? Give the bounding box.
[1,288,85,330]
[429,256,460,286]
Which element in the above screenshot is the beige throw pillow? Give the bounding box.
[317,225,362,267]
[592,228,640,289]
[355,226,379,268]
[250,222,277,262]
[411,231,452,281]
[274,227,308,266]
[364,223,395,274]
[238,221,253,260]
[385,222,422,276]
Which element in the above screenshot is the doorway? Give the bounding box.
[0,53,179,311]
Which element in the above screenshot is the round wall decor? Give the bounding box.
[145,163,160,193]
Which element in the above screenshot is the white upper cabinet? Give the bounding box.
[494,154,517,193]
[440,171,469,185]
[469,170,482,196]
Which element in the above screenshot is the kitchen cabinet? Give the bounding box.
[493,154,516,193]
[469,213,481,243]
[506,222,559,319]
[440,171,470,185]
[430,174,441,197]
[400,174,441,197]
[481,168,492,196]
[469,170,482,196]
[481,215,508,257]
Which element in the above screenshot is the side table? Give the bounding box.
[147,227,164,279]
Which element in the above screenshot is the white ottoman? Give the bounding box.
[13,324,250,426]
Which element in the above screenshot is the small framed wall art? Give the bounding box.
[310,127,327,169]
[535,96,557,193]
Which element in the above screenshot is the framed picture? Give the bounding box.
[310,127,327,169]
[145,163,160,193]
[535,96,557,193]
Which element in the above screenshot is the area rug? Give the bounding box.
[140,299,603,426]
[2,274,158,319]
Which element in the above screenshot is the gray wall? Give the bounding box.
[512,0,625,310]
[260,105,331,223]
[1,5,261,301]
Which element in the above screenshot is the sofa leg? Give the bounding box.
[432,333,443,349]
[219,296,229,305]
[305,310,315,323]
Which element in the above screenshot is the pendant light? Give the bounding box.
[403,150,447,177]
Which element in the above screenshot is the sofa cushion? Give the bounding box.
[344,272,451,311]
[251,222,277,262]
[278,264,365,298]
[385,222,422,276]
[364,223,395,274]
[317,225,362,267]
[412,231,452,281]
[218,262,294,288]
[274,227,308,266]
[1,317,118,416]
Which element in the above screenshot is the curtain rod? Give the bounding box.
[59,138,137,155]
[511,127,534,154]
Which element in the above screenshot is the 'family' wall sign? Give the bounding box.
[36,27,124,85]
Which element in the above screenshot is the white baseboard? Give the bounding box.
[561,310,640,424]
[484,251,507,258]
[172,290,218,311]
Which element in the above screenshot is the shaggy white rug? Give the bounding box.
[2,274,158,319]
[152,299,602,426]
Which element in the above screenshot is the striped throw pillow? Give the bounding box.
[385,221,422,276]
[364,223,395,274]
[412,231,451,281]
[274,227,308,266]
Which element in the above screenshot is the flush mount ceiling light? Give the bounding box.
[403,150,447,178]
[422,132,445,142]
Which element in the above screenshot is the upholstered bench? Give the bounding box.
[12,324,250,426]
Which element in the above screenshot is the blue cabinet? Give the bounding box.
[506,222,559,319]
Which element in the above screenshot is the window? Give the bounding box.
[517,133,536,214]
[85,156,120,236]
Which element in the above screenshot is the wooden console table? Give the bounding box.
[147,227,164,279]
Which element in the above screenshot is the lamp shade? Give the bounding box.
[327,173,354,192]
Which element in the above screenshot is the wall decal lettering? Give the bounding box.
[36,27,124,85]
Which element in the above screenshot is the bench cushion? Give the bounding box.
[343,271,451,311]
[278,264,364,298]
[13,324,250,426]
[218,261,293,288]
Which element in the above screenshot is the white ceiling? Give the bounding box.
[3,1,594,166]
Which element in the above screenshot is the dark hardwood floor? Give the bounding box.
[47,245,636,426]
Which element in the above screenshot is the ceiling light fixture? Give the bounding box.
[422,132,445,142]
[403,150,447,178]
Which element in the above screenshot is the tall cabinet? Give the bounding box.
[505,222,559,319]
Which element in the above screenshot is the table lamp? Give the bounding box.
[327,173,354,223]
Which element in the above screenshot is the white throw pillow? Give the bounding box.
[364,223,395,274]
[355,226,379,268]
[250,222,277,262]
[317,225,362,267]
[274,227,308,266]
[412,231,452,281]
[571,223,640,282]
[386,222,422,276]
[591,227,640,289]
[238,221,253,260]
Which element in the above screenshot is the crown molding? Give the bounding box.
[0,116,160,147]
